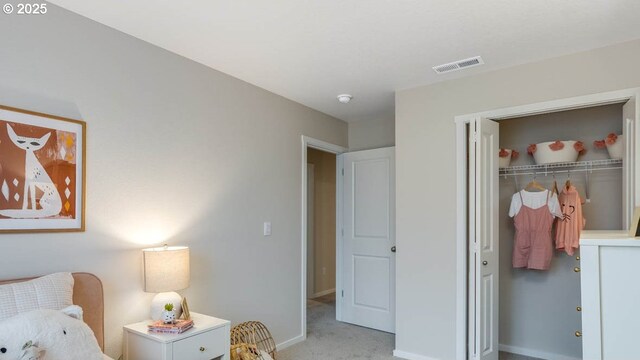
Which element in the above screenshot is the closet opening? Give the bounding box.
[455,88,640,360]
[497,103,626,360]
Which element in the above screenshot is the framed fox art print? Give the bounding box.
[0,105,85,232]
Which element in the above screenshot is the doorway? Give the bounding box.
[300,136,346,344]
[307,148,337,301]
[455,89,640,360]
[299,136,397,346]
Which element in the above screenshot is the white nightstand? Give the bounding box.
[123,312,230,360]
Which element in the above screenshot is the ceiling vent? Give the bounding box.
[433,56,484,74]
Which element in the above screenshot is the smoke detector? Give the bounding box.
[433,56,484,74]
[337,94,353,104]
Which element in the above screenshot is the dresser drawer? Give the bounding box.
[172,326,225,359]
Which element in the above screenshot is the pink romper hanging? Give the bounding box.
[555,185,585,256]
[512,191,555,270]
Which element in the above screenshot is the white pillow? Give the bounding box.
[0,272,74,321]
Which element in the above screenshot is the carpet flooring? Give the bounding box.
[279,294,395,360]
[278,293,541,360]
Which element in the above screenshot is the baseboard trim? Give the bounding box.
[311,288,335,298]
[276,334,305,351]
[499,344,580,360]
[392,349,441,360]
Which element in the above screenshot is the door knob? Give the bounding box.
[482,261,488,266]
[391,246,396,253]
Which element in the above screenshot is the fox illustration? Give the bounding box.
[0,124,62,218]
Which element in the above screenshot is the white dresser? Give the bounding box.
[580,235,640,360]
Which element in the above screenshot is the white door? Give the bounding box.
[469,118,499,360]
[340,147,395,333]
[623,98,637,229]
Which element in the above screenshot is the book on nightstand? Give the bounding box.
[147,319,194,334]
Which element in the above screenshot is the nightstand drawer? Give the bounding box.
[173,326,225,359]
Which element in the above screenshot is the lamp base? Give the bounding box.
[150,292,183,321]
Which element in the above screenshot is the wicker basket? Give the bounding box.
[231,343,258,360]
[230,321,277,360]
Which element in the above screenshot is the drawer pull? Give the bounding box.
[575,331,582,337]
[576,306,582,312]
[576,256,580,261]
[573,267,580,273]
[200,347,206,352]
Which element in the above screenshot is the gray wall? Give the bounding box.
[0,5,347,358]
[348,116,395,151]
[395,39,640,360]
[498,104,622,359]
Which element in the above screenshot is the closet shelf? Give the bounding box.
[499,158,622,176]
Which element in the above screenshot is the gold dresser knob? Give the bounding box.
[576,306,582,312]
[200,347,206,352]
[576,256,580,261]
[573,267,580,273]
[575,331,582,337]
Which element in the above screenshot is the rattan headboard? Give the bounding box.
[0,272,105,351]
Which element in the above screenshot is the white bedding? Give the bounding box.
[103,355,114,360]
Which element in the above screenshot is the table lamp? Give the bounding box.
[143,245,190,321]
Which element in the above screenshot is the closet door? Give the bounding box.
[469,118,499,360]
[623,98,637,229]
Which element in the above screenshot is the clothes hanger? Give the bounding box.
[524,173,546,192]
[565,170,572,191]
[551,172,560,195]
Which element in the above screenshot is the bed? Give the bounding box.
[0,272,113,360]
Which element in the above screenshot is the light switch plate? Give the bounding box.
[263,222,272,236]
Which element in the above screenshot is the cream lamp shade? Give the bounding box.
[143,245,190,320]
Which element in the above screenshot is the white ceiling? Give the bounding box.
[49,0,640,123]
